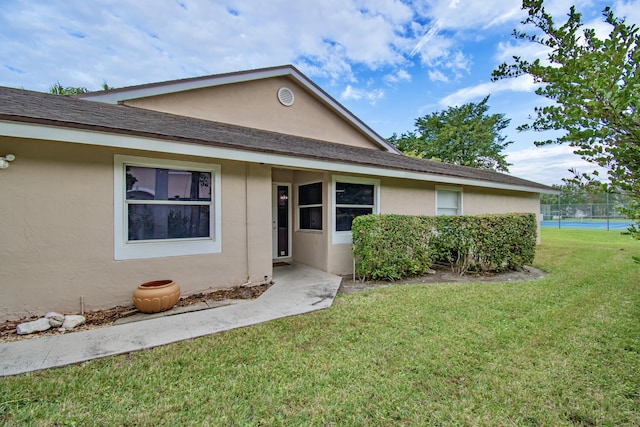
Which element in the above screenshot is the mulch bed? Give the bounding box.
[0,283,272,342]
[339,265,545,294]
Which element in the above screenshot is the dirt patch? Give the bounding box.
[339,265,545,294]
[0,283,272,343]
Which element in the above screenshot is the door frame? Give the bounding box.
[272,182,292,260]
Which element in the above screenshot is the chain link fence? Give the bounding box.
[540,202,633,230]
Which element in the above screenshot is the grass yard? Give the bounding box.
[1,229,639,426]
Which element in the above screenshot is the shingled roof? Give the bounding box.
[0,85,554,193]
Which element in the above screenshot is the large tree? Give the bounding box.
[492,0,639,229]
[389,95,513,172]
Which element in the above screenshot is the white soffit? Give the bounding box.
[1,120,556,194]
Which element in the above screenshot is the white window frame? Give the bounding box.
[114,154,222,260]
[332,175,380,244]
[296,181,323,232]
[436,186,463,216]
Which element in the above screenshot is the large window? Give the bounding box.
[436,187,463,215]
[333,175,379,244]
[114,155,221,260]
[298,182,322,230]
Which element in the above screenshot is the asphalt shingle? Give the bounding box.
[0,86,553,192]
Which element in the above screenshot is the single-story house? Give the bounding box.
[0,65,555,321]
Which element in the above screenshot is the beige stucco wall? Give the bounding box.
[245,163,273,282]
[0,137,271,321]
[464,186,541,243]
[463,187,540,217]
[291,170,329,271]
[124,76,383,150]
[380,178,436,215]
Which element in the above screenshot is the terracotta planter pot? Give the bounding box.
[132,280,181,313]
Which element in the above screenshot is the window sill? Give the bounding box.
[115,238,221,260]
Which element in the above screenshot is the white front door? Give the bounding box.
[272,183,291,259]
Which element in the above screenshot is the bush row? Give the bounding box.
[351,213,537,280]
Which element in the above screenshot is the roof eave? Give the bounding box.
[0,119,556,194]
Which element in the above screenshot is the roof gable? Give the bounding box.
[78,65,400,153]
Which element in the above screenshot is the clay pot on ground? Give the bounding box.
[132,280,181,313]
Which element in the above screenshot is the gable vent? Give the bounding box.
[277,87,295,106]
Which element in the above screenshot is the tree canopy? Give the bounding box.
[389,96,513,172]
[492,0,639,228]
[539,182,631,206]
[49,81,113,95]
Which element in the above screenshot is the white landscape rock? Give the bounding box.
[16,317,52,335]
[61,315,86,330]
[45,312,65,327]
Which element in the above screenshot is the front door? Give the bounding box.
[272,183,291,259]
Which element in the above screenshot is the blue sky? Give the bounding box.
[1,0,638,185]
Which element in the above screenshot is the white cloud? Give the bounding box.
[410,25,471,80]
[384,68,412,84]
[407,0,523,82]
[0,0,552,93]
[495,41,553,64]
[410,20,443,57]
[439,75,538,106]
[420,0,523,31]
[0,0,419,90]
[506,145,608,185]
[614,0,640,24]
[3,0,634,146]
[446,50,471,74]
[341,85,385,105]
[428,70,448,82]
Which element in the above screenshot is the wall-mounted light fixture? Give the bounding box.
[0,154,15,169]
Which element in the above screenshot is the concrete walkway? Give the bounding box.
[0,263,342,377]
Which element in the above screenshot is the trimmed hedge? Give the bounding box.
[352,213,537,280]
[351,214,435,280]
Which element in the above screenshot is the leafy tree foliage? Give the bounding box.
[389,96,513,172]
[492,0,640,230]
[540,182,631,206]
[49,82,88,95]
[49,81,113,95]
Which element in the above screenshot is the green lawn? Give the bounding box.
[1,229,639,426]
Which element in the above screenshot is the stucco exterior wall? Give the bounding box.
[0,137,269,321]
[463,187,540,217]
[464,186,541,243]
[123,76,382,150]
[380,178,436,215]
[291,170,329,271]
[245,163,273,283]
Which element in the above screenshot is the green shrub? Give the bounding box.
[352,213,537,280]
[431,213,537,275]
[352,214,435,280]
